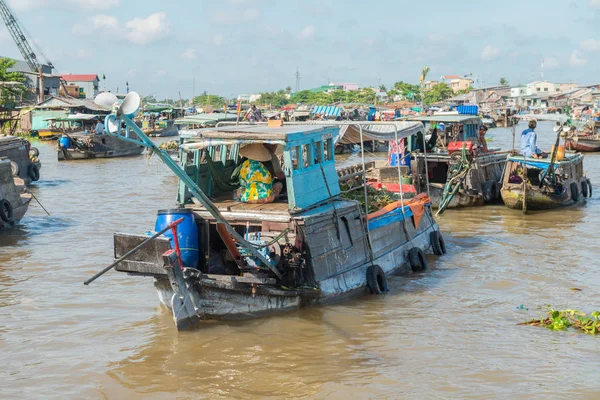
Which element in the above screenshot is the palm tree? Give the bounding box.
[420,66,430,84]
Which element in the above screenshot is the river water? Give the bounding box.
[1,123,599,399]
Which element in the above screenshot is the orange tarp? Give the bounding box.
[367,193,431,228]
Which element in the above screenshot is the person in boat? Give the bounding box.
[478,125,488,152]
[245,105,263,123]
[521,120,547,159]
[236,143,283,204]
[95,118,105,134]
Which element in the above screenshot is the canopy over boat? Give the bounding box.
[407,115,481,124]
[44,114,100,121]
[336,121,424,144]
[174,113,237,127]
[514,114,569,123]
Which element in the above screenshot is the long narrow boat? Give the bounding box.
[0,160,31,229]
[406,114,507,211]
[564,121,600,152]
[500,114,591,211]
[93,93,447,330]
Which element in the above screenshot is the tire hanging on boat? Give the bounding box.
[587,179,592,197]
[366,265,388,294]
[408,247,427,272]
[570,182,579,202]
[482,180,498,203]
[10,161,19,177]
[430,231,446,256]
[28,163,40,182]
[0,199,13,223]
[581,180,589,198]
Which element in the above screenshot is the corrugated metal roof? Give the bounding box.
[312,106,342,116]
[35,96,109,112]
[407,115,481,124]
[61,74,99,82]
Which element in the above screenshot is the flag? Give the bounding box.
[236,99,241,115]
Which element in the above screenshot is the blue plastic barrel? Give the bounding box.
[59,136,70,149]
[155,209,199,268]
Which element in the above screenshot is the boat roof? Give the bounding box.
[191,124,331,141]
[407,115,481,124]
[508,153,582,167]
[515,114,569,123]
[44,114,99,121]
[174,113,237,125]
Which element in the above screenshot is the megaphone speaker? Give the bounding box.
[118,92,140,118]
[95,92,119,108]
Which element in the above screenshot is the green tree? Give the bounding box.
[285,86,292,94]
[255,90,289,108]
[392,81,421,100]
[499,77,509,85]
[379,84,387,92]
[0,58,26,106]
[193,92,226,108]
[423,83,453,104]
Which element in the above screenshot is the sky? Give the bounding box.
[1,0,599,100]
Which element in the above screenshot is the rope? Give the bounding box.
[436,146,471,216]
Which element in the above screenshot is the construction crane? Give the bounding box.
[0,0,67,102]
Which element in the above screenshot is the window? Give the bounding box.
[292,146,301,170]
[302,144,313,168]
[544,88,548,92]
[324,138,333,161]
[536,88,541,92]
[314,141,323,163]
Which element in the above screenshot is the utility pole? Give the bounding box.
[295,69,300,92]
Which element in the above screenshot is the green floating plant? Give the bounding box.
[520,306,600,335]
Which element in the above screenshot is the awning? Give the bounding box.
[336,122,424,144]
[515,114,568,123]
[312,105,342,117]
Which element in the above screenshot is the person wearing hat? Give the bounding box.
[478,125,488,152]
[236,143,283,204]
[521,120,547,159]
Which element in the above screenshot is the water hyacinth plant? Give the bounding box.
[520,306,600,335]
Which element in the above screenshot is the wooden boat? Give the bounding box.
[0,136,41,185]
[97,94,447,330]
[57,131,144,161]
[407,115,508,212]
[500,114,591,211]
[145,120,179,137]
[140,105,184,137]
[38,114,104,141]
[0,160,31,229]
[564,122,600,152]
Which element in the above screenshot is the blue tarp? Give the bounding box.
[312,106,342,117]
[509,158,558,169]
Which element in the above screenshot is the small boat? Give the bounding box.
[174,113,238,134]
[146,120,179,137]
[564,121,600,152]
[38,114,103,141]
[57,131,144,161]
[406,114,508,212]
[0,136,41,185]
[500,114,591,211]
[93,93,447,330]
[0,159,31,229]
[481,115,497,129]
[141,104,184,137]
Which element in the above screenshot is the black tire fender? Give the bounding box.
[581,180,589,198]
[366,265,388,294]
[10,161,19,177]
[0,199,13,223]
[408,247,428,272]
[28,163,40,182]
[570,182,579,202]
[587,179,592,197]
[430,230,446,255]
[29,147,40,157]
[482,179,498,203]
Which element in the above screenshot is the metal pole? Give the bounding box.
[84,217,184,285]
[359,125,374,262]
[422,128,431,197]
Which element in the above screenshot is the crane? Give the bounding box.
[0,0,68,102]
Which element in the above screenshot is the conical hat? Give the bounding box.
[239,143,271,162]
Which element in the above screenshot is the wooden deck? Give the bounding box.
[186,195,290,214]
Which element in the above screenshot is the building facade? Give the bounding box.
[61,74,100,99]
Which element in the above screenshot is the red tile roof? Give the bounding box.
[61,74,99,82]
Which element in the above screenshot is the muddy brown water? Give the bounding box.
[1,124,600,399]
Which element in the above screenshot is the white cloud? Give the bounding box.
[589,0,600,7]
[481,45,500,61]
[581,39,600,52]
[298,25,316,40]
[569,50,588,67]
[8,0,45,11]
[213,8,259,24]
[92,14,119,30]
[181,48,198,60]
[127,69,137,78]
[212,34,224,46]
[543,57,559,69]
[125,12,170,45]
[70,0,120,10]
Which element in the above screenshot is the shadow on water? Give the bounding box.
[29,179,72,188]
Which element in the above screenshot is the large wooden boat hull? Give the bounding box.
[0,136,41,185]
[57,133,144,161]
[564,137,600,152]
[146,122,178,137]
[426,184,484,209]
[500,153,589,210]
[114,200,441,329]
[0,160,31,229]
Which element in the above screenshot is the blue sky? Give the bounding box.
[2,0,599,99]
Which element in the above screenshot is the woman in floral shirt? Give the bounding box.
[236,144,283,204]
